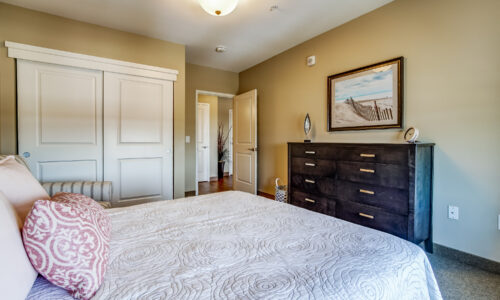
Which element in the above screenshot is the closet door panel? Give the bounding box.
[119,158,163,199]
[38,70,98,144]
[119,80,163,143]
[38,160,98,182]
[104,72,173,204]
[17,60,103,182]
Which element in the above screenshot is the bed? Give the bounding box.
[27,191,442,299]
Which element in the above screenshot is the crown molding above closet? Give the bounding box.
[5,41,178,81]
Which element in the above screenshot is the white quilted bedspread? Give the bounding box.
[28,191,442,300]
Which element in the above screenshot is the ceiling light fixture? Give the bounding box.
[198,0,239,16]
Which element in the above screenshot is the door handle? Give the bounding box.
[248,147,257,152]
[202,146,208,149]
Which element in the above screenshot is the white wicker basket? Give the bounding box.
[275,178,287,203]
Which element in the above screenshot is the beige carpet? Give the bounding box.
[427,253,500,300]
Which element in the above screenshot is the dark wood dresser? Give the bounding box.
[288,142,434,252]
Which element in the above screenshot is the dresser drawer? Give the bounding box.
[336,180,408,215]
[336,201,408,239]
[336,146,408,165]
[337,161,408,189]
[290,190,330,215]
[290,144,336,159]
[291,174,336,197]
[291,157,336,177]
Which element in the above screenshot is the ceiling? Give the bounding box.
[1,0,393,72]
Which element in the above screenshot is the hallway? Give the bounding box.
[190,176,233,196]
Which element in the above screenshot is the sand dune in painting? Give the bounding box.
[334,98,393,125]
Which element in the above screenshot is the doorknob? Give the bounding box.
[247,147,257,152]
[22,152,31,158]
[202,146,208,149]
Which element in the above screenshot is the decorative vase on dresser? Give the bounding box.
[287,142,435,252]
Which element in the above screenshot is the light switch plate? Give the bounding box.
[448,205,459,220]
[185,136,190,143]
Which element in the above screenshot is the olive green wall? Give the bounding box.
[239,0,500,262]
[0,3,186,198]
[185,63,238,191]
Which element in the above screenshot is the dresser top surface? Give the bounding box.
[287,142,435,146]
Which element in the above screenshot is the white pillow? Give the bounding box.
[0,191,38,300]
[0,156,50,225]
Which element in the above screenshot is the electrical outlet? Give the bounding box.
[448,205,459,220]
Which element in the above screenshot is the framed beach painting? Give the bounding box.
[327,57,403,131]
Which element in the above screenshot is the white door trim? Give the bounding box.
[196,90,235,99]
[194,90,235,195]
[197,102,210,183]
[5,41,178,81]
[228,109,233,176]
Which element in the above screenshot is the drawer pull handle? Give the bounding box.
[305,179,315,184]
[359,213,374,219]
[305,198,316,203]
[360,153,376,158]
[305,163,316,167]
[305,151,316,154]
[359,189,375,195]
[360,168,375,173]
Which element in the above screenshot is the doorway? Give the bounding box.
[195,90,235,195]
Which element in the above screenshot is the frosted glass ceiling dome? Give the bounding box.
[198,0,239,16]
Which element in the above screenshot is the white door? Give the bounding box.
[104,72,173,204]
[197,103,210,182]
[17,60,103,182]
[233,89,257,194]
[228,109,233,176]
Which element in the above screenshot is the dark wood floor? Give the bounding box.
[184,176,233,197]
[185,175,274,200]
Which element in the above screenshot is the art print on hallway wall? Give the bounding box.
[327,57,403,131]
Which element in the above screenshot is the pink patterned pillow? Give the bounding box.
[52,192,104,212]
[22,200,111,300]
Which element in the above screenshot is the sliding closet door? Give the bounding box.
[17,60,103,182]
[104,72,173,204]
